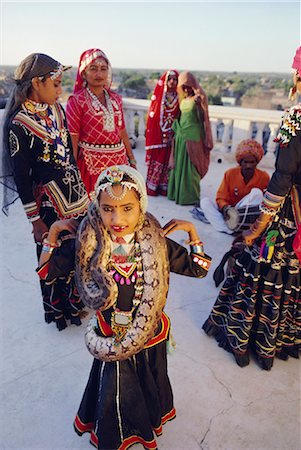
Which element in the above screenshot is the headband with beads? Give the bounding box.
[95,165,148,213]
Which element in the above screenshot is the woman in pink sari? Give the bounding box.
[66,48,136,195]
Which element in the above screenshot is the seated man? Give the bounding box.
[199,139,270,234]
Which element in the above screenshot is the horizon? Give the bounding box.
[0,65,292,76]
[1,2,300,73]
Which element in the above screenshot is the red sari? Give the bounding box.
[145,71,179,196]
[66,88,128,194]
[66,48,129,194]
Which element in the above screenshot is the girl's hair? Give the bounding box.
[3,53,62,145]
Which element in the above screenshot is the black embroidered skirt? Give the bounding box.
[37,202,84,331]
[74,341,175,450]
[203,193,301,370]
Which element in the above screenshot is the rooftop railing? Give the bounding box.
[0,99,284,168]
[123,98,283,168]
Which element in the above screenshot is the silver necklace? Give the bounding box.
[87,87,115,132]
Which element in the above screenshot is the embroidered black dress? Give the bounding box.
[41,236,210,449]
[8,100,89,330]
[203,105,301,370]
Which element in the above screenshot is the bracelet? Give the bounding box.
[43,239,59,248]
[129,158,137,165]
[185,239,203,246]
[191,244,204,255]
[41,245,55,254]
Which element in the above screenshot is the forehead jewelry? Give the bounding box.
[49,64,64,80]
[38,64,64,82]
[97,167,138,201]
[98,182,138,201]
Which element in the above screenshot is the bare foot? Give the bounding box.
[79,309,89,319]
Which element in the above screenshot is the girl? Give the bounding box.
[37,165,212,449]
[1,53,89,330]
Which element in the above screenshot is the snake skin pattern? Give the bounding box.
[76,203,170,361]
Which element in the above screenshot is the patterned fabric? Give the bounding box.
[203,123,301,370]
[8,100,88,330]
[203,193,301,370]
[146,150,171,196]
[38,233,209,447]
[9,100,89,221]
[145,71,179,196]
[235,139,264,163]
[145,70,179,153]
[72,237,206,449]
[274,104,301,148]
[66,88,128,193]
[260,191,284,215]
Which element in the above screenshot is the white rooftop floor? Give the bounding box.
[0,148,300,450]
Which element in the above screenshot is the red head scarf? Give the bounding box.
[235,139,264,164]
[145,70,179,151]
[73,48,112,93]
[292,46,301,74]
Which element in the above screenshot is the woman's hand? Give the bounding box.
[194,94,202,106]
[129,158,137,169]
[242,212,272,246]
[163,219,201,243]
[32,218,49,244]
[47,218,79,245]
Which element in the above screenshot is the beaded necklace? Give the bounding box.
[160,90,178,133]
[109,238,144,343]
[24,99,68,163]
[165,91,178,110]
[87,87,115,132]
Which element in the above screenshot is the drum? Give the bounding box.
[225,204,260,233]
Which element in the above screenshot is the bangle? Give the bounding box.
[185,239,203,246]
[129,158,137,165]
[41,245,55,254]
[191,244,204,255]
[43,239,59,248]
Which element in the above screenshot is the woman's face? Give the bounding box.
[181,84,194,98]
[166,75,178,92]
[31,75,63,105]
[84,58,109,89]
[98,185,141,237]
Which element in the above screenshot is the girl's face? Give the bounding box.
[98,185,141,237]
[31,75,63,104]
[84,58,109,89]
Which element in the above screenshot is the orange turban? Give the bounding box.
[235,139,264,164]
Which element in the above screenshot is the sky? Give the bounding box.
[0,1,300,73]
